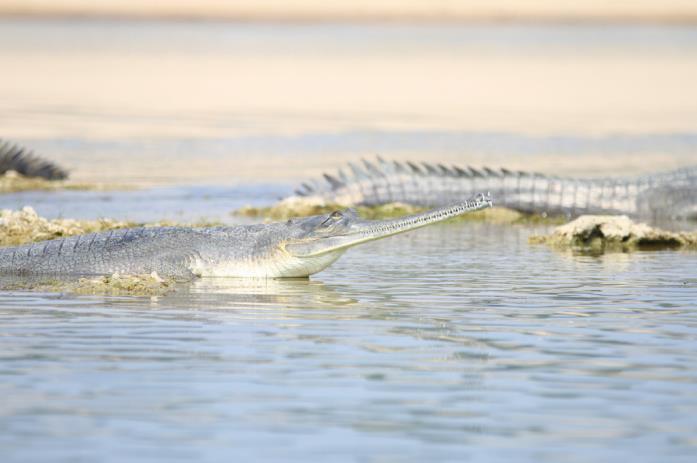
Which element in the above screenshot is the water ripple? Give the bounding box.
[1,223,696,462]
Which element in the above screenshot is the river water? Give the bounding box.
[1,187,696,462]
[1,18,697,463]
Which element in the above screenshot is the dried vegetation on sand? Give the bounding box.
[235,196,566,224]
[529,215,697,252]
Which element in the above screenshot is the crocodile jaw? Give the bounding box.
[286,195,492,258]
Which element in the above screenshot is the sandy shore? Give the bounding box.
[2,22,696,140]
[2,0,697,24]
[0,17,695,185]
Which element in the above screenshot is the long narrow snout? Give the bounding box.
[287,193,493,257]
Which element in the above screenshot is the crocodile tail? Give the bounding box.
[635,169,697,221]
[0,140,69,180]
[293,156,602,214]
[294,157,697,219]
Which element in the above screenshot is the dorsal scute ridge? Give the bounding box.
[323,173,344,190]
[453,166,471,177]
[348,162,369,180]
[483,167,500,177]
[468,167,483,178]
[421,162,440,175]
[362,158,383,177]
[438,164,455,177]
[407,162,423,175]
[393,160,408,174]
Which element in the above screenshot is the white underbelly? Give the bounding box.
[189,250,346,278]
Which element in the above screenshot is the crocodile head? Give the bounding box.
[278,193,492,273]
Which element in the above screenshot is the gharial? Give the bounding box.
[0,194,491,278]
[293,158,697,221]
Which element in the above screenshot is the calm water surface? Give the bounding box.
[1,199,696,462]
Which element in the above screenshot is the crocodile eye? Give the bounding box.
[320,210,343,226]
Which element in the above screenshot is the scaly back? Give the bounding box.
[295,158,697,220]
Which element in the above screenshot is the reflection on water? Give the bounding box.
[185,277,359,311]
[1,222,696,462]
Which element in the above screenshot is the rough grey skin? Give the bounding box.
[0,139,68,180]
[0,194,492,278]
[295,158,697,221]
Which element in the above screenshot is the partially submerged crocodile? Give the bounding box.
[0,194,491,278]
[0,139,68,180]
[294,158,697,221]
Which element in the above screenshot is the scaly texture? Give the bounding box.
[294,158,697,221]
[0,226,219,277]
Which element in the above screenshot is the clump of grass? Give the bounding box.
[72,272,175,296]
[235,196,566,224]
[0,171,59,193]
[0,207,223,247]
[145,219,224,228]
[2,272,176,297]
[529,215,697,253]
[0,170,110,193]
[235,196,343,220]
[0,206,135,246]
